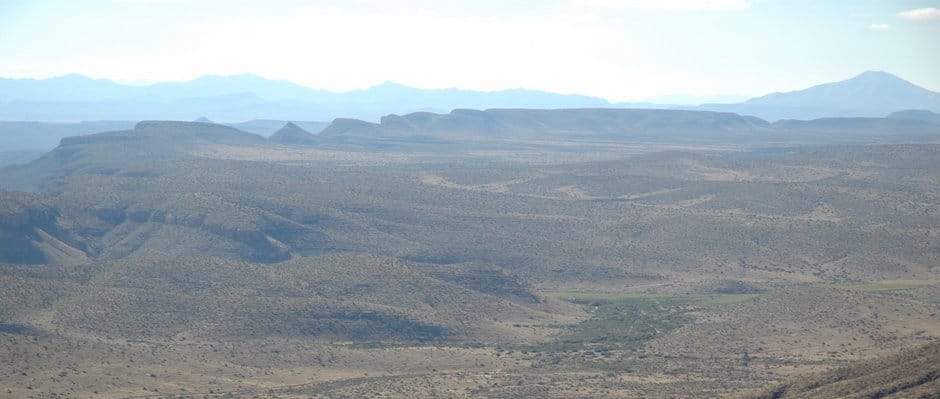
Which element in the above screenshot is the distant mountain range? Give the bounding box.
[0,74,610,122]
[699,71,940,120]
[0,71,938,123]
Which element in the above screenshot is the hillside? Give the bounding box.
[0,120,269,191]
[318,108,772,144]
[315,107,940,151]
[771,116,939,135]
[2,121,939,282]
[0,119,328,155]
[268,122,317,145]
[227,119,329,136]
[889,109,940,125]
[750,341,940,399]
[1,253,574,343]
[0,190,81,265]
[0,120,137,154]
[647,286,940,359]
[1,119,939,397]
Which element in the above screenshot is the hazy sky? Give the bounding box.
[1,0,938,101]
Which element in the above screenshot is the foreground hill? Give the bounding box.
[0,253,574,344]
[750,340,940,399]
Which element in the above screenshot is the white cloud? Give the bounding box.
[869,23,890,30]
[898,7,940,20]
[570,0,749,10]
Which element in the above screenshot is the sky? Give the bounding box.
[0,0,938,102]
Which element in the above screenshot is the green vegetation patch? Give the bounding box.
[836,280,939,292]
[524,292,759,353]
[545,291,759,305]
